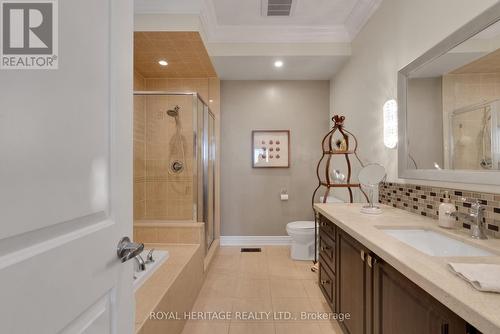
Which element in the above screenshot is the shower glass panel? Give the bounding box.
[133,92,215,251]
[196,100,215,252]
[204,111,215,251]
[449,100,500,170]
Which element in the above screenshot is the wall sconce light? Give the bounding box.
[383,99,398,149]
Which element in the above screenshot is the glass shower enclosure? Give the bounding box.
[133,92,216,252]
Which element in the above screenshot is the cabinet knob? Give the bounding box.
[360,250,365,262]
[320,245,331,251]
[321,279,330,285]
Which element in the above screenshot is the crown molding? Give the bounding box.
[200,0,351,43]
[344,0,383,39]
[206,42,351,57]
[133,0,382,43]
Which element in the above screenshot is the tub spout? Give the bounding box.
[134,254,146,272]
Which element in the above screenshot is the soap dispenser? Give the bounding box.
[438,191,456,229]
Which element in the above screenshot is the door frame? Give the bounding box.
[109,0,135,333]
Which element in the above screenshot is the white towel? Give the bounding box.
[448,263,500,293]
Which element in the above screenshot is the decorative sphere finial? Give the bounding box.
[332,115,345,126]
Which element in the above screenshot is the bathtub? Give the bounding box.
[133,249,169,291]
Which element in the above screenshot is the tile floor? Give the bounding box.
[181,246,343,334]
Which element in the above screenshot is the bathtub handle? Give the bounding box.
[146,249,155,263]
[117,237,144,263]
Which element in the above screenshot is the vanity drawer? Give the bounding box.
[319,232,335,272]
[319,259,335,308]
[319,215,336,241]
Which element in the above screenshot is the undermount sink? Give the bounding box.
[379,228,494,257]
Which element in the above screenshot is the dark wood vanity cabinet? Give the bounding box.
[318,215,336,309]
[337,229,373,334]
[372,260,467,334]
[318,214,472,334]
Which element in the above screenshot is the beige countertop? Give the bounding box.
[314,203,500,334]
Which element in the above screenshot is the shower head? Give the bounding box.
[167,105,180,117]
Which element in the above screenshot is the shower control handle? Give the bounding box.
[170,160,184,173]
[172,161,183,171]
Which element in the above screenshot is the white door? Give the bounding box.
[0,0,135,333]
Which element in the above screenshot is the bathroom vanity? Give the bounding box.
[315,203,500,334]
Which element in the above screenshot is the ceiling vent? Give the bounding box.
[262,0,295,17]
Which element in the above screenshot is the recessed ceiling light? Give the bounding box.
[274,60,283,68]
[158,60,168,66]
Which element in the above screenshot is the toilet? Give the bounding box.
[286,221,317,260]
[286,196,344,260]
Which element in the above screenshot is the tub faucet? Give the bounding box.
[448,200,488,240]
[134,254,146,272]
[145,249,155,264]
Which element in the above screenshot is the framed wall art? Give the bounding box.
[252,130,290,168]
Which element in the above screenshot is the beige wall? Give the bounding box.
[332,0,500,193]
[221,80,330,236]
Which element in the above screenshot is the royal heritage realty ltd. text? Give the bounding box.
[149,311,351,322]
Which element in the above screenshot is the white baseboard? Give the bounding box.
[220,236,292,246]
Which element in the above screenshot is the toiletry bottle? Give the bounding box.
[438,191,456,229]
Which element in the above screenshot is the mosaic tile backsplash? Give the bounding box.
[379,182,500,238]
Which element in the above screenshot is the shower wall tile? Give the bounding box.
[134,224,203,244]
[134,181,146,202]
[134,70,146,91]
[145,181,171,201]
[133,226,158,243]
[156,226,201,243]
[134,74,219,222]
[134,142,146,177]
[145,78,210,102]
[145,199,170,218]
[143,181,193,220]
[134,72,147,220]
[442,72,500,169]
[379,182,500,238]
[134,200,146,220]
[134,100,146,141]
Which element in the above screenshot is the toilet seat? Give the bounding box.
[287,221,316,230]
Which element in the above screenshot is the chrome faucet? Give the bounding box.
[145,249,155,264]
[448,200,488,240]
[134,254,146,272]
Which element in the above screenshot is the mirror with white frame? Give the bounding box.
[398,3,500,185]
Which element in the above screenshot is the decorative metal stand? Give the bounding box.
[311,115,368,270]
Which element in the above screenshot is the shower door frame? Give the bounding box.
[133,91,216,251]
[202,107,216,252]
